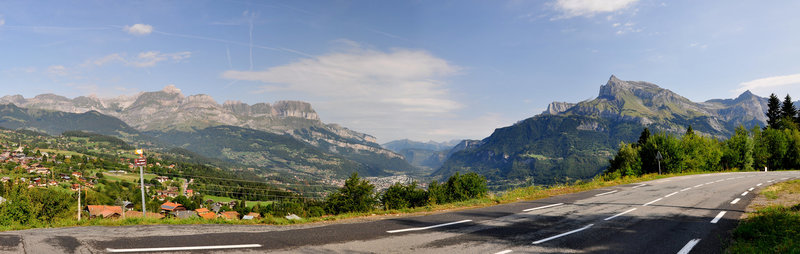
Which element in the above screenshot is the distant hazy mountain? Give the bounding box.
[382,139,461,153]
[0,104,141,137]
[0,85,414,176]
[436,75,773,186]
[381,139,462,171]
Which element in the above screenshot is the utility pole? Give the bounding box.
[135,149,147,218]
[77,184,81,221]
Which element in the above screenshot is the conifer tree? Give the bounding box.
[766,93,782,129]
[781,94,797,121]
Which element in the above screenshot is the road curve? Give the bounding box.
[1,171,798,254]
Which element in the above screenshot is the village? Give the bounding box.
[0,131,272,221]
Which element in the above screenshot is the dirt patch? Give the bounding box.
[743,180,800,218]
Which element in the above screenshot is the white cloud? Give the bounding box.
[0,15,5,27]
[736,73,800,95]
[124,24,153,36]
[554,0,638,18]
[87,51,191,68]
[223,46,473,141]
[46,65,69,76]
[129,51,191,67]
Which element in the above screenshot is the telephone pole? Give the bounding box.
[77,185,81,221]
[135,149,147,218]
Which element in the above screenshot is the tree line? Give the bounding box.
[605,93,800,178]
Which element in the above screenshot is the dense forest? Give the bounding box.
[605,93,800,178]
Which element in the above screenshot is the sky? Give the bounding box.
[1,0,800,143]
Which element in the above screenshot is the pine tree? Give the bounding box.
[781,94,797,121]
[637,128,651,147]
[766,93,782,129]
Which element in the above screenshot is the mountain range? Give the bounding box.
[434,75,781,186]
[2,76,795,188]
[0,86,414,182]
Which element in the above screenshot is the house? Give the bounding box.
[160,201,186,216]
[36,168,51,175]
[86,205,123,219]
[185,189,194,197]
[195,208,216,220]
[156,190,180,199]
[71,184,81,191]
[71,172,82,178]
[242,212,261,220]
[48,180,58,186]
[0,177,10,182]
[125,211,164,219]
[218,211,240,220]
[175,210,197,219]
[154,176,170,183]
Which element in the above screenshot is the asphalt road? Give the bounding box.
[1,171,798,254]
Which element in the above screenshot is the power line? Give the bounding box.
[191,188,326,200]
[137,169,338,188]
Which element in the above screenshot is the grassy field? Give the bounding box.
[204,195,273,208]
[37,149,86,157]
[727,179,800,253]
[103,172,157,183]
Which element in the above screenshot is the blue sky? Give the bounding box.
[1,0,800,142]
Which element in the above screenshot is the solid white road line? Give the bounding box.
[741,191,749,196]
[386,220,472,233]
[757,183,763,186]
[768,180,774,182]
[532,224,594,245]
[748,187,754,191]
[106,244,262,253]
[523,203,564,212]
[604,208,637,221]
[680,187,692,192]
[665,191,679,198]
[595,190,619,197]
[494,250,513,254]
[730,198,741,204]
[693,184,704,188]
[677,239,701,254]
[643,198,663,206]
[632,183,647,189]
[711,211,726,223]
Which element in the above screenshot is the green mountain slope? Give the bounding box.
[0,103,142,138]
[436,76,770,187]
[147,126,388,179]
[435,115,642,185]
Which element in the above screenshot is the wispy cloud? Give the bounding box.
[553,0,638,18]
[688,42,708,49]
[222,45,472,141]
[615,22,642,35]
[736,73,800,94]
[124,23,153,36]
[46,65,69,76]
[0,15,5,27]
[86,51,191,68]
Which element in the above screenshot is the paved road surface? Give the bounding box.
[1,171,798,254]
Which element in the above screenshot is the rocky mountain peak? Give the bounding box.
[542,101,576,115]
[598,75,661,100]
[162,84,182,95]
[273,101,319,121]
